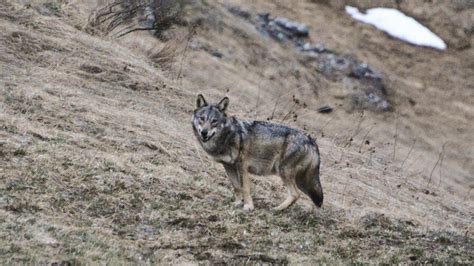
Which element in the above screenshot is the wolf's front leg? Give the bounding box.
[223,164,243,206]
[239,160,254,211]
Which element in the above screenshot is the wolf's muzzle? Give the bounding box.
[201,130,215,142]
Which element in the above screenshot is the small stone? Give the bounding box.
[211,51,223,58]
[318,106,333,113]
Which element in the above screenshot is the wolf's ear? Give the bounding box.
[196,94,208,108]
[217,97,229,112]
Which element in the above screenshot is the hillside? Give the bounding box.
[1,0,473,264]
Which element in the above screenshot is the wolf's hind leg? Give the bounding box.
[274,174,300,211]
[223,164,243,206]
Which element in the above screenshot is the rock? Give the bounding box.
[350,92,391,112]
[318,106,333,113]
[227,6,251,20]
[258,12,270,22]
[211,50,223,58]
[300,52,390,111]
[301,42,327,53]
[207,215,219,222]
[273,17,309,37]
[257,13,310,43]
[142,5,156,28]
[235,9,392,112]
[367,92,391,111]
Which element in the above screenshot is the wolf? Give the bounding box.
[192,94,323,211]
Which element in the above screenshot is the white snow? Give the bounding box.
[345,6,446,50]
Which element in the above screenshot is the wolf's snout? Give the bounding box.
[200,128,214,142]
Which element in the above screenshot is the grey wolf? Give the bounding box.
[192,94,323,211]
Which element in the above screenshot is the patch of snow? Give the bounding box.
[345,6,447,50]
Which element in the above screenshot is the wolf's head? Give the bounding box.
[192,94,230,143]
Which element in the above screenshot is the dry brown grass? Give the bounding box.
[1,0,473,264]
[88,0,185,38]
[146,41,178,71]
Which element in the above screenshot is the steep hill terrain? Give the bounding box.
[1,0,473,264]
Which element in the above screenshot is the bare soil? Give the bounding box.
[1,0,473,264]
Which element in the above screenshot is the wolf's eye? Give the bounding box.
[211,119,218,126]
[199,116,205,123]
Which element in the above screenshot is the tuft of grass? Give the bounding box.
[88,0,186,38]
[147,41,178,71]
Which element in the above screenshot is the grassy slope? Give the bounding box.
[0,0,472,264]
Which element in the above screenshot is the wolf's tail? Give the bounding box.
[307,176,324,207]
[296,164,323,207]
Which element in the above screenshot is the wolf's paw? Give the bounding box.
[243,204,254,211]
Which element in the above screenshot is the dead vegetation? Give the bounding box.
[146,41,178,71]
[1,0,473,264]
[88,0,185,38]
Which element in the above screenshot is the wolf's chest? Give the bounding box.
[202,143,239,164]
[213,154,235,164]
